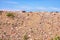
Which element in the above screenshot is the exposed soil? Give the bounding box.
[0,11,60,40]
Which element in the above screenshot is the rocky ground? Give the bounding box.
[0,11,60,40]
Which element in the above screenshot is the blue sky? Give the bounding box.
[0,0,60,11]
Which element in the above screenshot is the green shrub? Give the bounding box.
[23,34,29,40]
[52,36,60,40]
[55,11,59,13]
[6,13,15,18]
[0,38,2,40]
[22,11,26,13]
[0,11,3,15]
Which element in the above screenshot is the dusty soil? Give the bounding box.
[0,11,60,40]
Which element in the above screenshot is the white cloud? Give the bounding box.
[47,7,60,11]
[1,4,60,11]
[15,6,60,11]
[19,6,47,11]
[15,6,33,10]
[35,7,60,11]
[4,1,18,4]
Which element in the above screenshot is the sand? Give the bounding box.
[0,11,60,40]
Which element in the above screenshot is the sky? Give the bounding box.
[0,0,60,12]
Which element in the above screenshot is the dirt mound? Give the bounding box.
[0,11,60,40]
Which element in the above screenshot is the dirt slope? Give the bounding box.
[0,11,60,40]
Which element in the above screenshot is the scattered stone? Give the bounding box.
[0,11,60,40]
